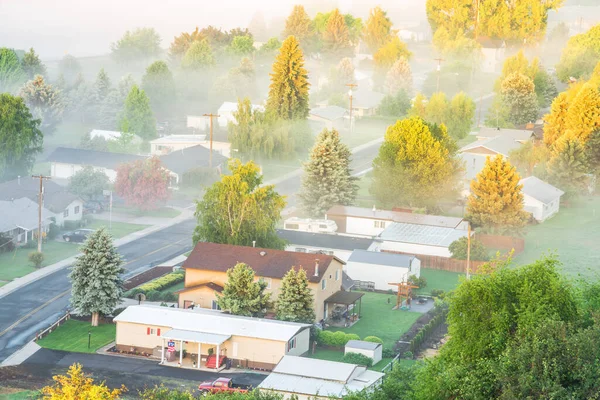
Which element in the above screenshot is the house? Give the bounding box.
[475,127,535,143]
[0,178,83,227]
[325,205,467,237]
[345,250,421,291]
[276,229,374,261]
[217,101,265,128]
[308,106,348,130]
[351,89,385,117]
[178,242,360,322]
[0,198,53,245]
[460,135,526,157]
[478,37,506,74]
[520,176,564,222]
[158,145,228,185]
[113,305,311,371]
[257,355,384,399]
[345,340,382,364]
[150,135,231,158]
[187,115,209,131]
[89,129,142,144]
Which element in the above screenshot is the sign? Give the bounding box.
[167,340,175,352]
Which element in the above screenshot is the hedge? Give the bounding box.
[363,336,383,344]
[342,352,373,367]
[318,331,360,347]
[125,271,184,297]
[409,310,448,355]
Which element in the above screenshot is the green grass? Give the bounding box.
[111,206,181,219]
[259,157,305,182]
[0,241,78,281]
[159,281,185,295]
[37,319,116,353]
[415,268,464,296]
[0,390,39,400]
[515,196,600,278]
[308,348,393,371]
[86,220,148,239]
[328,292,421,349]
[342,119,387,149]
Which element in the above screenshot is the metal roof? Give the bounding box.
[346,340,381,350]
[460,135,524,157]
[277,229,374,251]
[348,249,414,267]
[272,355,358,382]
[520,176,564,204]
[114,305,310,342]
[161,329,230,345]
[379,222,469,247]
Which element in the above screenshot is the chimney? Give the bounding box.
[17,175,20,185]
[314,259,320,277]
[252,240,256,248]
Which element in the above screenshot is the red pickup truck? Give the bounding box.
[198,378,251,395]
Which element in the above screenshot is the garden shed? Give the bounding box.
[345,340,382,364]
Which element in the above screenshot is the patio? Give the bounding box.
[159,329,229,372]
[324,291,364,328]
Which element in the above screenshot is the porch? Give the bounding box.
[324,291,364,328]
[159,329,230,371]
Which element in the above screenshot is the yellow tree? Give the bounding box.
[409,93,428,119]
[564,82,600,143]
[466,155,529,234]
[362,6,394,53]
[41,363,125,399]
[283,5,313,47]
[543,92,569,147]
[373,36,412,74]
[547,136,589,198]
[500,72,539,126]
[425,92,449,125]
[322,9,352,56]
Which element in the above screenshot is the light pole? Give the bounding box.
[203,113,220,168]
[346,83,358,133]
[88,330,91,349]
[32,175,51,252]
[103,190,112,232]
[434,58,444,92]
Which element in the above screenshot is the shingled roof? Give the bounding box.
[183,242,344,283]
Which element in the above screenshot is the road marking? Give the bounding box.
[0,238,190,339]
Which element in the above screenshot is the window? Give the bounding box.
[374,220,385,228]
[212,300,221,310]
[63,209,69,217]
[319,224,328,229]
[287,337,297,352]
[321,279,326,290]
[335,269,339,281]
[74,206,80,214]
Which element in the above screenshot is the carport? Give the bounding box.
[160,329,230,369]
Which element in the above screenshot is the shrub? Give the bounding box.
[64,220,81,230]
[403,351,413,359]
[146,290,161,301]
[430,289,445,298]
[363,336,383,344]
[28,251,44,268]
[112,307,126,317]
[135,271,185,294]
[449,236,490,261]
[0,233,15,254]
[47,223,60,240]
[342,352,373,367]
[318,331,359,347]
[383,348,396,358]
[408,275,427,289]
[160,292,178,302]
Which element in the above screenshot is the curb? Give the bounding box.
[0,340,40,367]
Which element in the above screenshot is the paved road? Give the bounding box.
[0,219,196,363]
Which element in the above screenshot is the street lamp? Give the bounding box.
[346,83,358,133]
[103,190,113,232]
[88,330,91,349]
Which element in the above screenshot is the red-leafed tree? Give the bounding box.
[114,157,170,211]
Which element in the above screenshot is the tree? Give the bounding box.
[409,93,428,119]
[448,236,489,261]
[322,9,353,57]
[181,39,215,70]
[193,160,286,248]
[373,37,412,73]
[228,35,255,57]
[141,61,176,119]
[21,48,46,79]
[111,27,161,64]
[217,263,271,317]
[384,58,412,95]
[509,140,551,179]
[258,37,282,59]
[466,155,529,234]
[114,157,170,211]
[0,48,26,93]
[228,58,257,100]
[363,6,394,54]
[564,82,600,143]
[266,36,310,120]
[168,27,203,62]
[547,137,589,199]
[19,75,64,135]
[69,228,124,326]
[299,129,358,218]
[586,130,600,176]
[371,116,461,209]
[557,24,600,82]
[424,92,448,125]
[447,91,475,139]
[0,93,43,182]
[68,166,110,201]
[276,267,315,323]
[331,57,355,91]
[120,85,156,140]
[283,5,313,47]
[378,89,411,118]
[543,92,569,147]
[500,72,539,126]
[248,11,268,42]
[93,68,111,104]
[41,363,125,399]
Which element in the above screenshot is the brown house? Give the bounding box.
[178,242,355,322]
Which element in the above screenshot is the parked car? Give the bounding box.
[83,201,104,214]
[62,229,94,243]
[198,378,250,395]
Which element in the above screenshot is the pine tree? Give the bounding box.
[564,82,600,143]
[283,5,313,47]
[299,129,359,218]
[93,68,111,104]
[21,48,46,79]
[276,267,315,323]
[547,137,589,199]
[586,130,600,176]
[0,47,26,92]
[141,60,176,120]
[181,39,215,70]
[322,9,353,57]
[543,92,569,147]
[384,58,412,95]
[120,85,156,140]
[363,6,394,53]
[69,228,124,326]
[500,72,539,126]
[466,155,529,234]
[217,263,271,317]
[19,75,65,135]
[266,36,310,120]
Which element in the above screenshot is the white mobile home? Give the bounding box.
[345,250,420,291]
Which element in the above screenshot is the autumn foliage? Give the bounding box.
[41,363,125,399]
[114,157,170,211]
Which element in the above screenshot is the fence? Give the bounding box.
[474,233,525,255]
[381,353,401,374]
[353,280,375,291]
[382,250,488,274]
[35,311,70,342]
[123,266,173,290]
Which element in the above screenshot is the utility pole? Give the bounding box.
[477,93,483,127]
[346,83,358,133]
[203,113,220,168]
[466,222,471,280]
[474,0,480,41]
[434,58,444,92]
[32,175,51,253]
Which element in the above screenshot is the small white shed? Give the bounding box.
[345,250,421,291]
[520,176,564,222]
[345,340,382,364]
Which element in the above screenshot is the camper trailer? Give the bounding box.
[283,217,338,234]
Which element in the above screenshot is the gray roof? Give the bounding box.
[159,145,227,174]
[351,90,385,109]
[0,178,80,213]
[520,176,564,204]
[342,271,355,291]
[0,198,54,233]
[379,222,469,247]
[46,147,144,170]
[460,135,524,157]
[277,229,374,251]
[476,127,534,141]
[327,205,465,229]
[309,106,348,121]
[346,340,381,350]
[272,355,359,382]
[348,249,415,268]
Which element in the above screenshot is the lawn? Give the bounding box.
[0,241,78,282]
[415,268,464,296]
[308,348,393,371]
[342,119,388,149]
[111,206,181,219]
[328,292,421,349]
[0,391,39,400]
[515,196,600,278]
[86,220,149,239]
[259,157,305,182]
[37,319,116,353]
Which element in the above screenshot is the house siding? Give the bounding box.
[346,216,388,236]
[50,162,118,182]
[374,241,452,258]
[344,260,418,291]
[523,194,560,222]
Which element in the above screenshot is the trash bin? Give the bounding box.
[225,359,232,370]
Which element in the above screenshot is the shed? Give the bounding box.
[345,340,382,364]
[520,176,564,222]
[345,250,420,291]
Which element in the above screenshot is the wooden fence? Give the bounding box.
[123,266,173,290]
[382,250,488,274]
[35,311,70,342]
[474,233,525,255]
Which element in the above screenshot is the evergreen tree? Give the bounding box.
[384,58,412,95]
[0,47,26,93]
[21,48,46,79]
[586,130,600,176]
[120,85,156,140]
[69,228,124,326]
[141,60,176,120]
[266,36,310,120]
[58,54,81,83]
[276,267,315,323]
[547,137,589,199]
[543,92,569,147]
[93,68,111,104]
[217,263,271,317]
[283,5,314,47]
[181,39,215,70]
[466,155,529,234]
[322,9,353,57]
[363,6,394,53]
[500,72,539,126]
[299,129,358,218]
[19,75,65,135]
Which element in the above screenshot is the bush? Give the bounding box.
[430,289,445,298]
[408,275,427,289]
[362,336,384,344]
[135,271,185,294]
[160,292,178,302]
[47,223,60,240]
[383,348,396,358]
[318,331,360,347]
[63,220,81,230]
[0,233,15,254]
[342,352,373,367]
[448,236,490,261]
[146,290,161,301]
[112,307,126,317]
[28,251,44,268]
[403,351,413,359]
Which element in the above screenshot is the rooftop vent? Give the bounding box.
[259,251,266,256]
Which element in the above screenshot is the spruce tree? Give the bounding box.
[93,68,111,104]
[276,267,315,323]
[69,228,124,326]
[548,137,589,199]
[283,5,313,47]
[299,128,359,218]
[21,48,47,79]
[217,263,271,317]
[266,36,310,120]
[466,155,529,234]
